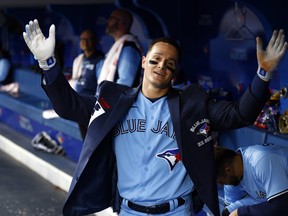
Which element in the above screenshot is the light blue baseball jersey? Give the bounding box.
[96,45,141,86]
[224,185,259,212]
[113,91,193,205]
[0,58,11,83]
[235,144,288,202]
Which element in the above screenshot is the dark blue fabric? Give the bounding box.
[75,51,103,96]
[238,192,288,216]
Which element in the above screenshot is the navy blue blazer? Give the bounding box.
[42,66,270,216]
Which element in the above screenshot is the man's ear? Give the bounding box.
[142,56,146,69]
[224,166,234,176]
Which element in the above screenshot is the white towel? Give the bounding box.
[69,53,84,89]
[97,34,141,84]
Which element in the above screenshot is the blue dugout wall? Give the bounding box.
[2,0,288,100]
[0,0,288,161]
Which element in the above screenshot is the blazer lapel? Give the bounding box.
[167,88,183,157]
[85,86,140,152]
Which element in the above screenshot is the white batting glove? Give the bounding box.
[23,19,56,70]
[256,29,287,81]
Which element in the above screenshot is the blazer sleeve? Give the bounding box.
[237,192,288,216]
[207,75,271,131]
[41,65,96,126]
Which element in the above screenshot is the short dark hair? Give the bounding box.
[214,146,237,177]
[147,37,182,65]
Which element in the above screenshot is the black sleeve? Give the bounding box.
[250,75,270,99]
[222,208,230,216]
[238,192,288,216]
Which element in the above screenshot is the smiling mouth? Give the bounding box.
[154,71,165,76]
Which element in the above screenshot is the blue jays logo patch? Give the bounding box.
[197,123,210,137]
[156,148,181,172]
[190,119,212,147]
[190,118,210,134]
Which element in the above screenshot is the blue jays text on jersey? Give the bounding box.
[113,119,176,139]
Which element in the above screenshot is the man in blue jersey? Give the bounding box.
[23,18,287,216]
[97,9,143,87]
[214,144,288,216]
[69,29,104,96]
[69,29,104,139]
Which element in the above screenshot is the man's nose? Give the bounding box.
[158,61,167,69]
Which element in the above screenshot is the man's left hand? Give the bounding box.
[229,208,238,216]
[256,29,287,73]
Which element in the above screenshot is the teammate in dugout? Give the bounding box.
[214,144,288,216]
[23,19,287,216]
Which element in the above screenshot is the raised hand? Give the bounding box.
[23,19,56,70]
[229,209,238,216]
[256,29,287,81]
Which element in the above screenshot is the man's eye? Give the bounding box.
[167,66,175,74]
[149,60,175,73]
[149,60,158,65]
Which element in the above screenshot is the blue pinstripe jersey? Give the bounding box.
[113,91,193,205]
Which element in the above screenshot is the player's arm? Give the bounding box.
[23,19,96,125]
[248,29,287,104]
[256,29,287,82]
[222,195,260,216]
[224,185,247,204]
[232,29,287,106]
[236,192,288,216]
[208,30,287,130]
[223,185,246,215]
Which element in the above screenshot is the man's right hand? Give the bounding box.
[23,19,56,70]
